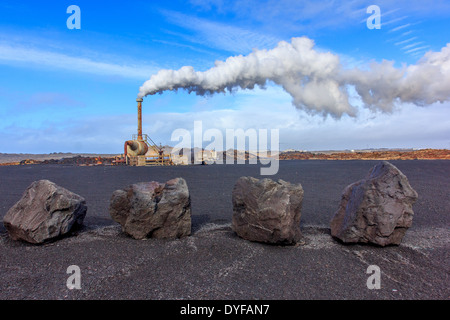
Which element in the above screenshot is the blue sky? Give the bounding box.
[0,0,449,153]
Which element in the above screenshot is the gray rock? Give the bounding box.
[109,177,191,239]
[232,176,304,245]
[3,180,87,244]
[330,161,418,246]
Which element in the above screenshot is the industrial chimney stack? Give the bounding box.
[136,98,143,141]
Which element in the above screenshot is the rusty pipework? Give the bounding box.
[124,139,148,158]
[137,98,143,141]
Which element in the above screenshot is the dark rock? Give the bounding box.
[3,180,87,244]
[109,177,191,239]
[330,161,418,246]
[232,176,304,245]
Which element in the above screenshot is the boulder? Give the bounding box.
[232,176,304,245]
[330,161,418,246]
[109,177,191,239]
[3,180,87,244]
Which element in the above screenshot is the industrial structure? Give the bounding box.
[124,98,174,166]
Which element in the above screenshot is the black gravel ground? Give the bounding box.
[0,160,449,301]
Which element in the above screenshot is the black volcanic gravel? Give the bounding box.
[0,160,449,300]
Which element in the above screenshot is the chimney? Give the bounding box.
[136,98,143,141]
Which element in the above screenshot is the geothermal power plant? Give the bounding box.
[123,98,174,166]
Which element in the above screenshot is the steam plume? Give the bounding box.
[138,37,450,118]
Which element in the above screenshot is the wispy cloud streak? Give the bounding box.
[0,43,157,79]
[160,10,280,53]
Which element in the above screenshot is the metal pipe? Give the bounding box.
[124,139,148,157]
[136,98,143,141]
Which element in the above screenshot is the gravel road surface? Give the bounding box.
[0,160,448,300]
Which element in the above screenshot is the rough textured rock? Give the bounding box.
[232,176,304,245]
[330,161,418,246]
[3,180,87,244]
[109,177,191,239]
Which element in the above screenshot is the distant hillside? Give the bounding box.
[0,148,449,166]
[279,149,450,160]
[0,153,118,164]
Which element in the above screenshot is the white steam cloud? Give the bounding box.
[138,37,450,118]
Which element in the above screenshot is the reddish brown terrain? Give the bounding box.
[0,149,448,167]
[279,148,450,160]
[0,154,122,166]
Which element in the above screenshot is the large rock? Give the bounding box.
[232,176,304,245]
[330,161,418,246]
[109,177,191,239]
[3,180,87,244]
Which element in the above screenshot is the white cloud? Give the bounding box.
[381,16,409,27]
[141,85,450,151]
[395,37,418,46]
[1,84,449,153]
[160,9,280,53]
[389,23,412,32]
[189,0,450,36]
[0,43,157,80]
[405,45,431,54]
[402,42,424,50]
